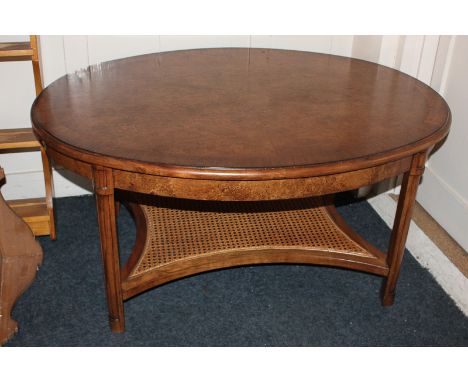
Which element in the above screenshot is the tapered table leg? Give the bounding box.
[94,167,125,332]
[382,152,427,306]
[40,147,56,240]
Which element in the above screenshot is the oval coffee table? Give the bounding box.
[31,48,451,333]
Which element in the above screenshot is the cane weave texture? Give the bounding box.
[129,197,373,277]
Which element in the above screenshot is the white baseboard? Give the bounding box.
[369,193,468,316]
[416,166,468,252]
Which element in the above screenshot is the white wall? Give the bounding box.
[417,36,468,251]
[353,35,468,251]
[0,35,466,250]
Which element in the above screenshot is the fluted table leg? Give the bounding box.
[382,152,427,306]
[94,167,125,333]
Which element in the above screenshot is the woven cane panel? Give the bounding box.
[130,198,372,277]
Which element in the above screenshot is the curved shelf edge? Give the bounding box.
[121,248,389,300]
[119,197,389,301]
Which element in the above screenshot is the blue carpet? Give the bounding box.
[5,195,468,346]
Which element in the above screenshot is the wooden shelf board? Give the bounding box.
[0,128,41,150]
[0,42,33,61]
[8,197,50,237]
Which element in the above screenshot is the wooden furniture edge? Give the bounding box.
[0,41,33,61]
[113,158,412,201]
[45,145,413,201]
[120,198,389,300]
[0,167,43,345]
[31,110,450,181]
[0,36,56,239]
[0,128,42,150]
[46,144,434,331]
[122,248,389,300]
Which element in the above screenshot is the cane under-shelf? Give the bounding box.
[31,48,450,333]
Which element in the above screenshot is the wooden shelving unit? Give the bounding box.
[0,36,56,239]
[0,41,34,61]
[0,128,41,149]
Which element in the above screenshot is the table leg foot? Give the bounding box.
[109,317,125,333]
[381,284,395,306]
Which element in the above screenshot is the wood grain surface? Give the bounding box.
[31,48,450,180]
[0,168,43,345]
[30,48,451,333]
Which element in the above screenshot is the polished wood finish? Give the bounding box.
[120,196,389,300]
[40,147,56,240]
[382,152,427,305]
[0,128,41,150]
[94,167,125,333]
[32,49,450,180]
[8,198,50,237]
[30,36,43,95]
[31,49,451,332]
[0,41,33,61]
[31,35,55,239]
[0,168,43,345]
[0,36,55,239]
[113,158,412,202]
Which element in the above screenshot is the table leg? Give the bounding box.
[40,147,56,240]
[382,152,426,306]
[94,167,125,332]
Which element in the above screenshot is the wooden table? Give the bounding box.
[31,48,450,333]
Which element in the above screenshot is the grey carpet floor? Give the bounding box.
[5,195,468,346]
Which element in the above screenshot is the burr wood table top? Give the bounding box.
[29,48,452,334]
[31,48,450,181]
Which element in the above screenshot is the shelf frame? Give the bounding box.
[0,36,56,239]
[0,41,34,61]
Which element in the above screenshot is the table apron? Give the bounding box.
[45,146,412,200]
[112,158,412,201]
